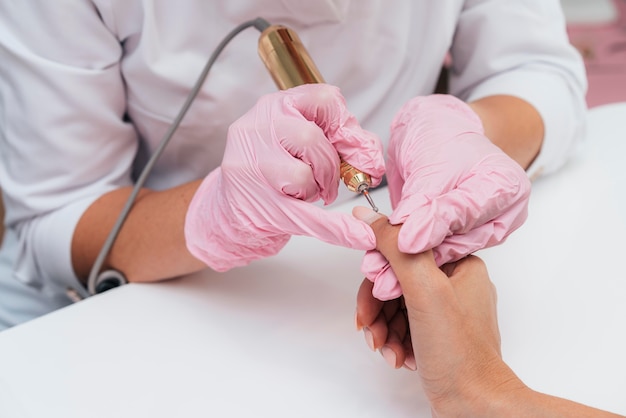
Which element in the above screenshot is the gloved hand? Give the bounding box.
[185,84,385,272]
[362,94,531,300]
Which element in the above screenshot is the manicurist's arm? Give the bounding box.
[72,181,205,283]
[469,95,544,170]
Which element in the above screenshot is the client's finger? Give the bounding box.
[353,206,440,294]
[356,278,384,330]
[380,307,410,368]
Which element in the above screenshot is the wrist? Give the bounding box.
[184,169,233,271]
[478,374,534,418]
[184,168,290,272]
[431,358,529,418]
[391,94,485,138]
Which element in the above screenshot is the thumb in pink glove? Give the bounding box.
[185,84,385,272]
[363,95,531,300]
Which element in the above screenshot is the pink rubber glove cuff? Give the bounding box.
[185,169,290,272]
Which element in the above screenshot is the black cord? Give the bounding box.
[86,17,272,296]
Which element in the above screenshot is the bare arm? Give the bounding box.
[71,180,206,284]
[488,387,625,418]
[469,95,544,170]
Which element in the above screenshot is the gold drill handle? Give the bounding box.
[258,25,372,194]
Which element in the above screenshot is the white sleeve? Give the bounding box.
[0,1,136,291]
[449,0,588,179]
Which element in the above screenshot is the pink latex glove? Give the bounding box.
[363,95,531,300]
[185,84,385,272]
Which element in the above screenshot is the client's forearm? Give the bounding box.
[490,386,625,418]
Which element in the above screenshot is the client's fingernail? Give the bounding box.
[381,346,397,369]
[363,327,375,351]
[352,206,383,225]
[403,356,417,371]
[355,310,363,330]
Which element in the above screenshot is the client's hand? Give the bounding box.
[354,206,625,417]
[354,206,519,415]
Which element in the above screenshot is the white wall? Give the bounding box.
[560,0,618,24]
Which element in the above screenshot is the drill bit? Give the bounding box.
[360,188,379,212]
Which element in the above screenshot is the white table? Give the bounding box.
[0,103,625,417]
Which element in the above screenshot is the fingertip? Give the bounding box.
[381,346,399,369]
[396,211,446,255]
[352,206,385,225]
[363,327,376,351]
[403,355,417,371]
[372,281,403,301]
[355,310,363,331]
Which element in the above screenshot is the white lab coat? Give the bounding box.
[0,0,586,329]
